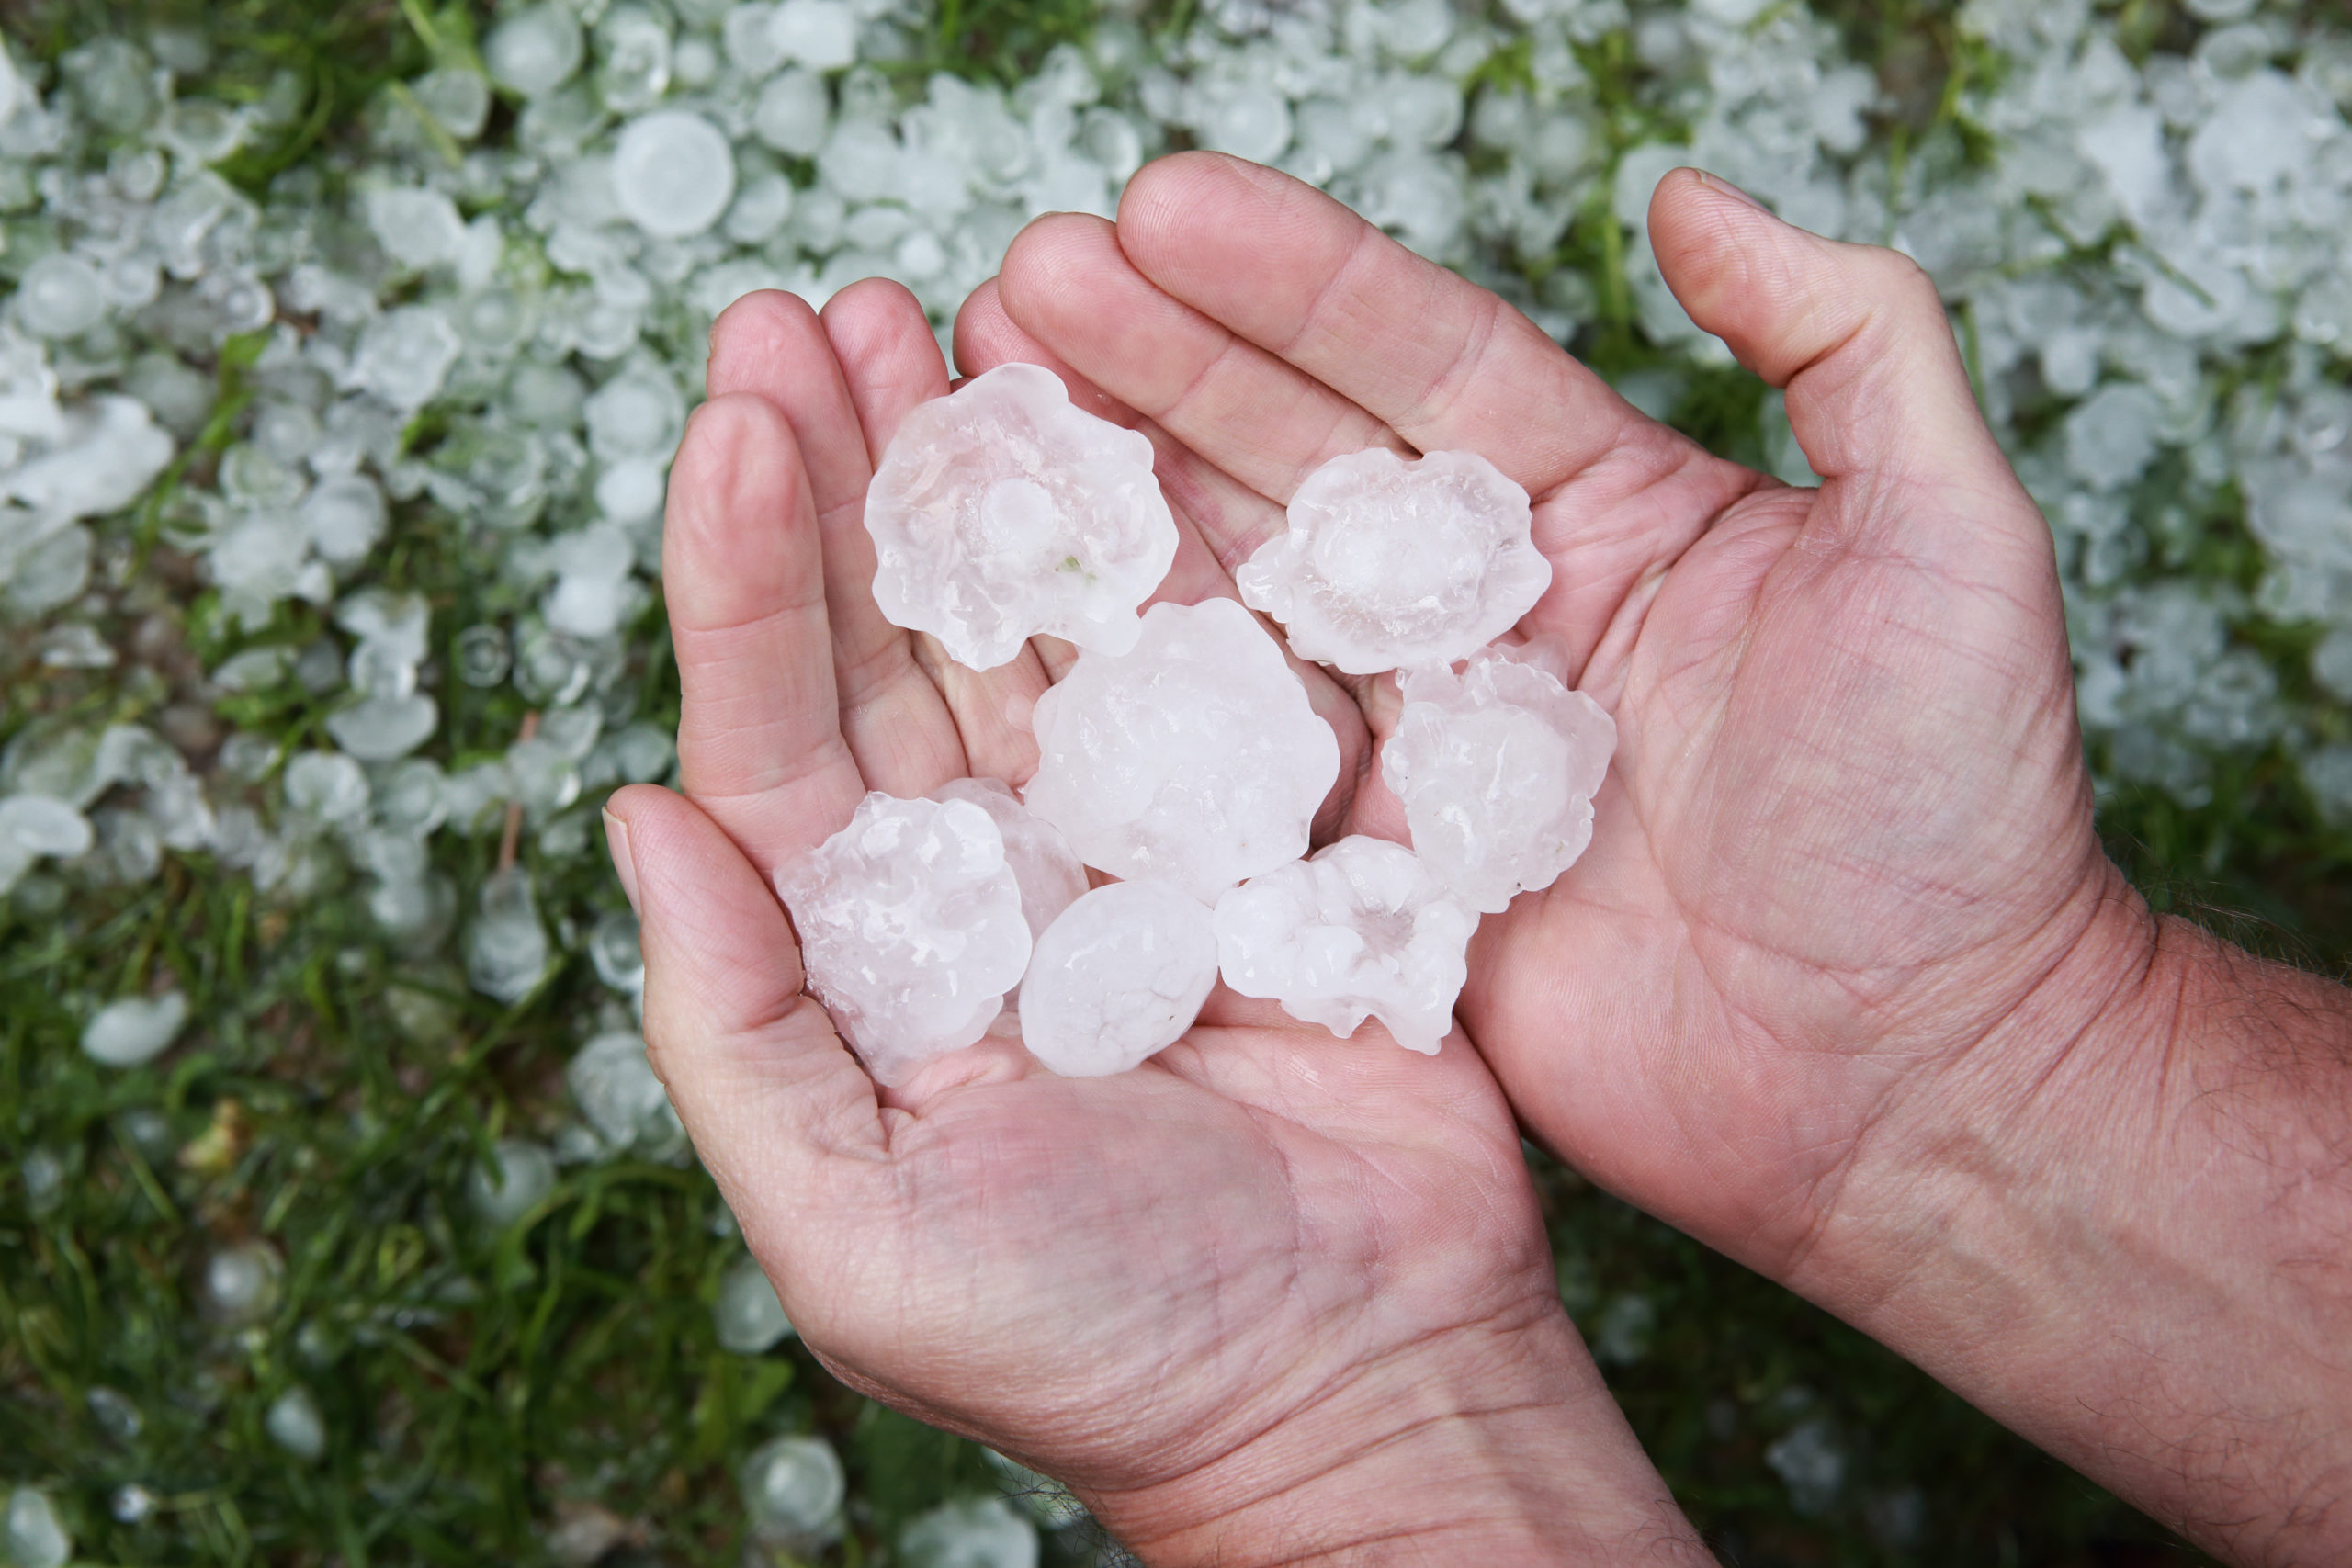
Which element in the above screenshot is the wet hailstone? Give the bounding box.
[199,1240,285,1325]
[928,777,1087,944]
[486,6,585,98]
[81,992,188,1067]
[613,109,736,239]
[468,867,551,1002]
[567,1030,684,1157]
[470,1137,558,1225]
[1019,881,1219,1077]
[587,908,645,994]
[1383,644,1617,913]
[19,1147,65,1213]
[714,1253,797,1353]
[864,364,1180,670]
[86,1385,143,1442]
[1025,598,1340,903]
[1238,448,1551,674]
[109,1484,156,1526]
[265,1386,328,1462]
[0,794,95,894]
[1213,835,1476,1055]
[3,1489,70,1568]
[743,1435,846,1542]
[18,253,107,339]
[365,186,466,271]
[899,1497,1040,1568]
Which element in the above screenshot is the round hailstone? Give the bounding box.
[265,1386,327,1462]
[1238,447,1552,675]
[199,1241,285,1325]
[485,5,585,97]
[364,186,466,271]
[469,1137,557,1225]
[3,1490,70,1568]
[0,794,95,857]
[775,792,1033,1085]
[753,70,830,155]
[302,474,389,566]
[82,993,188,1067]
[1024,598,1340,903]
[612,109,736,239]
[770,0,859,70]
[17,253,106,339]
[864,363,1180,671]
[929,777,1087,942]
[714,1253,797,1353]
[1212,835,1476,1055]
[899,1497,1039,1568]
[1382,643,1616,913]
[743,1435,846,1541]
[1019,881,1219,1077]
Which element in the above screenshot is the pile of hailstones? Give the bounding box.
[780,363,1614,1085]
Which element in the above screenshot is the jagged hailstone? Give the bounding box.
[863,363,1179,671]
[1382,643,1616,913]
[929,776,1086,941]
[776,792,1033,1085]
[1212,836,1475,1055]
[1023,598,1341,903]
[1019,880,1219,1077]
[1238,447,1551,674]
[612,109,736,239]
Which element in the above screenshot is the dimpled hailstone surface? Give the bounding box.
[1383,644,1618,913]
[1213,836,1476,1055]
[864,363,1179,671]
[1238,448,1552,675]
[929,776,1087,941]
[1019,881,1219,1077]
[776,792,1032,1085]
[1023,598,1341,903]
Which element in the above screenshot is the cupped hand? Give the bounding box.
[976,154,2129,1299]
[601,286,1706,1563]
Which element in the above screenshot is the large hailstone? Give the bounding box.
[931,776,1086,1037]
[1238,447,1551,674]
[1019,881,1219,1077]
[1382,644,1617,912]
[1023,597,1340,903]
[863,363,1179,671]
[776,792,1033,1085]
[1212,835,1475,1055]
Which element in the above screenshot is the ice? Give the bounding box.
[302,473,388,566]
[714,1253,797,1353]
[776,791,1033,1084]
[468,866,552,1001]
[595,7,673,113]
[568,1029,685,1156]
[1024,598,1341,903]
[81,992,188,1067]
[17,254,105,339]
[1211,835,1476,1055]
[1238,448,1551,675]
[772,0,860,71]
[613,109,736,239]
[2063,382,2165,491]
[863,363,1179,671]
[743,1436,846,1541]
[487,6,586,98]
[364,186,466,272]
[588,908,646,993]
[470,1138,557,1224]
[265,1387,327,1462]
[284,750,371,824]
[85,1386,141,1442]
[1382,644,1616,912]
[0,793,94,855]
[109,1486,155,1527]
[349,306,461,411]
[928,777,1086,941]
[1018,880,1218,1077]
[899,1498,1039,1568]
[199,1240,284,1324]
[4,1490,69,1568]
[4,395,175,520]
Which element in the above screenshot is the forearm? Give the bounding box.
[1808,877,2352,1565]
[1079,1310,1714,1567]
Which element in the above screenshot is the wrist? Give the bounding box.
[1078,1306,1709,1567]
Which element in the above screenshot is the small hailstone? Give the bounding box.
[1025,598,1340,902]
[486,6,585,97]
[0,794,94,856]
[82,992,188,1067]
[899,1497,1039,1568]
[612,109,736,239]
[469,1137,557,1224]
[3,1489,69,1568]
[468,866,551,1002]
[349,305,462,411]
[364,186,466,272]
[567,1031,684,1156]
[199,1241,285,1325]
[1018,881,1218,1077]
[1238,448,1551,674]
[1212,835,1475,1055]
[265,1386,327,1462]
[863,362,1179,671]
[714,1253,797,1353]
[743,1435,846,1540]
[775,792,1033,1085]
[771,0,860,70]
[1382,644,1615,913]
[17,253,106,339]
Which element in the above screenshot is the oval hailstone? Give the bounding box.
[1024,598,1341,903]
[864,363,1179,671]
[714,1253,797,1353]
[82,992,188,1067]
[1383,643,1616,912]
[613,109,735,238]
[776,792,1032,1085]
[1212,835,1476,1055]
[743,1435,846,1540]
[1238,447,1551,674]
[1019,881,1219,1077]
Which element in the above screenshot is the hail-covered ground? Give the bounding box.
[2,0,2340,1562]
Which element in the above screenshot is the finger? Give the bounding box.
[1646,169,2036,522]
[663,393,865,874]
[608,784,885,1242]
[705,289,966,796]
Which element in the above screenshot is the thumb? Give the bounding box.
[1647,167,2021,507]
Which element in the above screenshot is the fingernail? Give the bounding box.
[1694,168,1770,213]
[604,808,641,915]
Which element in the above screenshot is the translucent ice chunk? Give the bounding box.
[929,776,1086,941]
[326,694,438,762]
[82,992,187,1067]
[613,109,736,239]
[1019,881,1218,1077]
[771,0,859,70]
[568,1030,684,1156]
[350,306,461,411]
[469,866,551,1002]
[776,792,1033,1085]
[714,1253,797,1353]
[899,1498,1038,1568]
[4,1490,69,1568]
[199,1240,284,1324]
[265,1387,326,1462]
[1238,448,1551,674]
[1024,598,1340,903]
[17,254,105,339]
[364,186,466,272]
[0,794,94,856]
[302,474,388,566]
[1212,835,1476,1055]
[1382,644,1616,913]
[469,1137,557,1224]
[863,362,1179,671]
[487,6,585,98]
[743,1435,845,1540]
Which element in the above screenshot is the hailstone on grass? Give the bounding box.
[1212,835,1475,1055]
[863,363,1179,671]
[1019,880,1219,1077]
[776,791,1032,1085]
[1238,447,1551,674]
[1383,643,1616,912]
[1023,598,1340,903]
